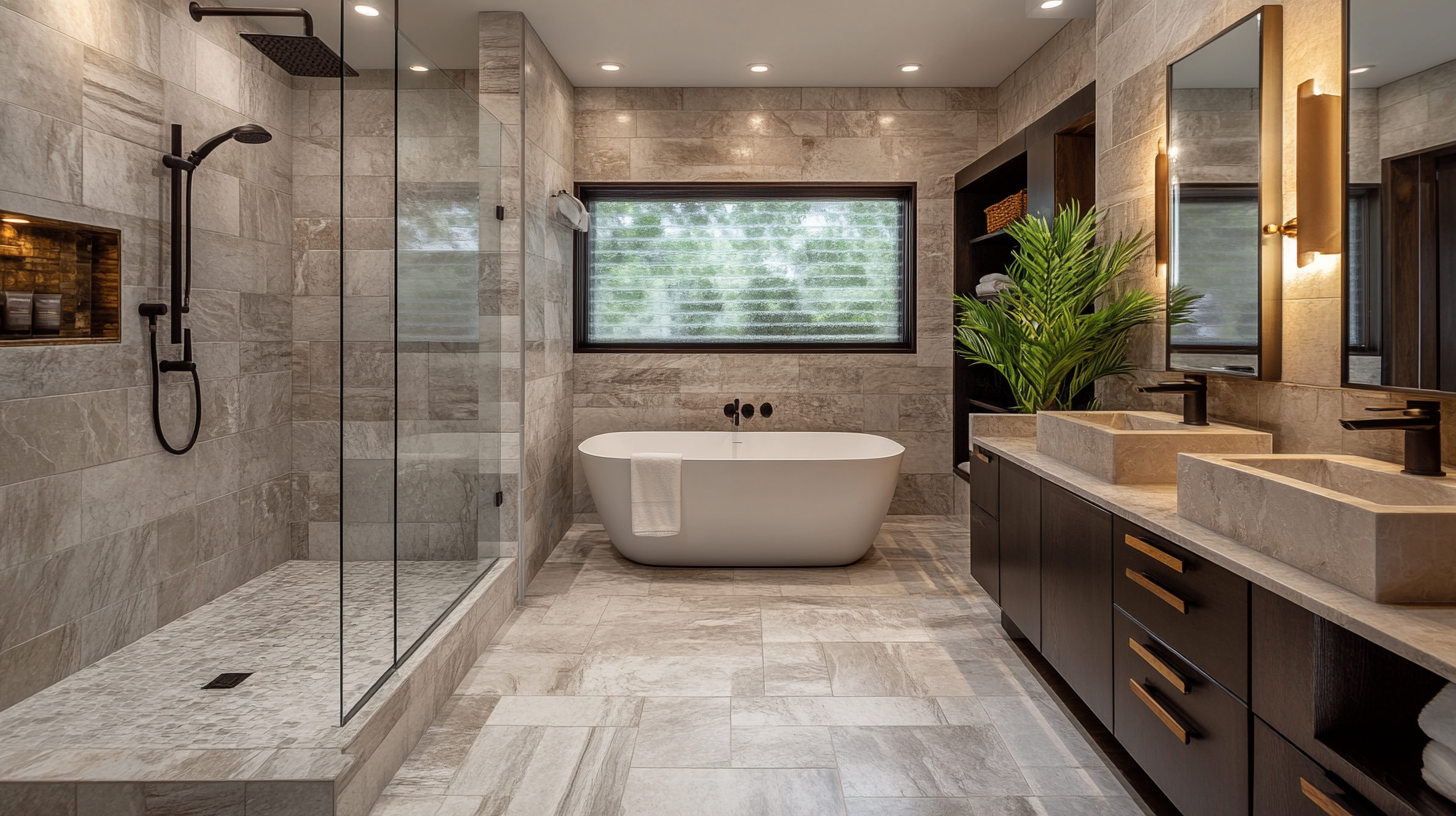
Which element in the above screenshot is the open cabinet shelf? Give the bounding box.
[950,83,1096,468]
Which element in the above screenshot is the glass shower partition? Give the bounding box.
[336,2,506,722]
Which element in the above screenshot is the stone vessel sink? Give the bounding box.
[1178,454,1456,603]
[1036,411,1273,484]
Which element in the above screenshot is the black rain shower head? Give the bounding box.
[189,2,359,78]
[187,124,273,167]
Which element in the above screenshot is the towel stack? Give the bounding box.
[1419,684,1456,801]
[975,273,1014,298]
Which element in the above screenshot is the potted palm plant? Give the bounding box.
[954,204,1188,414]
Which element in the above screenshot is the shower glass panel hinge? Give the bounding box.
[495,205,505,221]
[495,491,504,507]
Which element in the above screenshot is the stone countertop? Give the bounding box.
[973,434,1456,685]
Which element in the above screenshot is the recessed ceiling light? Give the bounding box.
[353,4,379,16]
[1350,64,1374,74]
[748,63,771,73]
[1040,0,1064,7]
[899,63,921,72]
[599,62,622,71]
[408,64,428,72]
[1,217,28,224]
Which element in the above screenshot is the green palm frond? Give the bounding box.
[954,203,1157,413]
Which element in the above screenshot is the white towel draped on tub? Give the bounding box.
[630,452,682,537]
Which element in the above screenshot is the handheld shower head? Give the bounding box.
[186,124,272,166]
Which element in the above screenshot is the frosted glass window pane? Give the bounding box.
[585,197,907,346]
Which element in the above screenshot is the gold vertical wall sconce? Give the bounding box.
[1295,79,1341,265]
[1155,138,1169,277]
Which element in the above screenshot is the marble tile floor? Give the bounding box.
[0,559,495,753]
[369,517,1151,816]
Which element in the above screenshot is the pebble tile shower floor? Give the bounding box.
[369,517,1148,816]
[0,560,488,750]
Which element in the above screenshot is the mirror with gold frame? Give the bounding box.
[1162,6,1283,380]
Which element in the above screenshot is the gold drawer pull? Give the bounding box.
[1129,678,1191,744]
[974,449,993,463]
[1125,534,1184,573]
[1125,568,1188,614]
[1129,638,1188,693]
[1300,778,1354,816]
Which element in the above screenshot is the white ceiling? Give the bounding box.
[236,0,1070,86]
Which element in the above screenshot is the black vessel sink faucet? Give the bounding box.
[1137,374,1208,426]
[1339,400,1446,477]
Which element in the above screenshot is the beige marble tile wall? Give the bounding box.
[996,18,1096,142]
[1377,58,1456,160]
[0,0,295,709]
[479,11,575,590]
[571,86,999,518]
[521,24,576,586]
[1000,0,1456,470]
[1169,88,1259,183]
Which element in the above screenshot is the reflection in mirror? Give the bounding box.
[1345,0,1456,392]
[1167,14,1266,377]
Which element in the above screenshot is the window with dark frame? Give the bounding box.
[1346,185,1382,355]
[573,183,916,353]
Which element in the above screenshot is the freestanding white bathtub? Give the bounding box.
[579,431,904,567]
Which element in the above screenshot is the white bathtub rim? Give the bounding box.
[578,430,905,462]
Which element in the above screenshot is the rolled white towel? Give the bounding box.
[1425,740,1456,802]
[981,273,1013,284]
[630,452,682,537]
[1419,684,1456,749]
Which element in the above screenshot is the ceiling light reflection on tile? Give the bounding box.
[408,64,428,72]
[1025,0,1091,17]
[748,64,771,73]
[353,4,379,16]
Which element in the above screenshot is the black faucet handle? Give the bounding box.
[741,403,755,419]
[760,402,773,418]
[723,402,737,419]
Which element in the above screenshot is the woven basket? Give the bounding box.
[984,190,1027,233]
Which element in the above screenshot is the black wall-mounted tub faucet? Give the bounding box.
[723,399,773,427]
[1137,374,1208,426]
[1339,400,1446,477]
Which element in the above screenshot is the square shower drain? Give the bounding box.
[201,672,252,689]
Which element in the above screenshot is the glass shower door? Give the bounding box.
[393,31,504,660]
[335,3,506,721]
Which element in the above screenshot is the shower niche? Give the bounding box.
[0,213,120,345]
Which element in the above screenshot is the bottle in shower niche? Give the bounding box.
[33,294,61,335]
[2,291,33,335]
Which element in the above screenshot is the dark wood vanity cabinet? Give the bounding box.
[1041,482,1113,727]
[998,460,1042,647]
[968,502,1000,604]
[967,446,1001,603]
[1115,609,1250,816]
[1114,517,1250,700]
[1254,718,1380,816]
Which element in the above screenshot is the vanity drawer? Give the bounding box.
[967,444,999,518]
[1254,718,1382,816]
[1113,516,1249,699]
[1115,609,1250,816]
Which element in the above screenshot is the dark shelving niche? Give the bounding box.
[0,212,121,347]
[950,83,1097,471]
[1313,619,1456,816]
